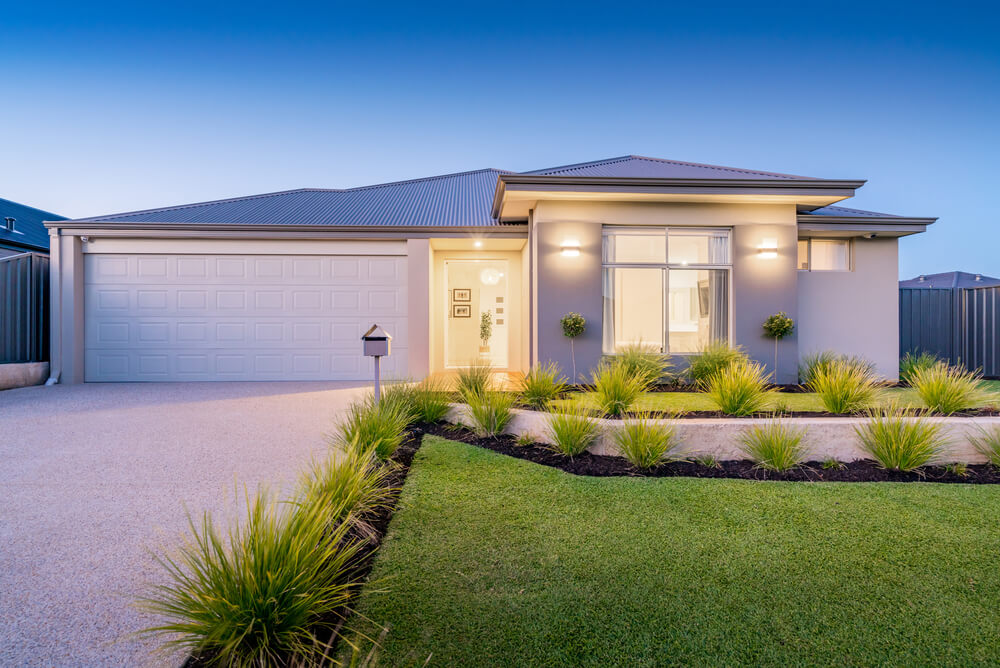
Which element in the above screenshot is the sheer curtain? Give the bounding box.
[602,268,615,354]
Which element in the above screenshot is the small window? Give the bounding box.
[798,238,850,271]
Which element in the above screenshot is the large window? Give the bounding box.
[798,238,850,271]
[602,227,731,354]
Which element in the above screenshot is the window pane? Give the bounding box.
[602,267,663,354]
[798,239,810,270]
[668,229,730,265]
[668,269,728,353]
[810,239,849,271]
[603,231,666,263]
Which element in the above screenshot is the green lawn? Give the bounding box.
[348,436,1000,666]
[555,380,1000,413]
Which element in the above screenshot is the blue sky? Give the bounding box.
[2,1,997,278]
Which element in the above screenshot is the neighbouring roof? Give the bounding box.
[0,198,67,251]
[56,155,916,228]
[900,271,1000,289]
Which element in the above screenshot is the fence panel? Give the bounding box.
[0,252,50,363]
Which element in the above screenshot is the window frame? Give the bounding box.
[601,226,733,355]
[798,237,852,272]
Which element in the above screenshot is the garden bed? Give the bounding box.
[426,422,1000,484]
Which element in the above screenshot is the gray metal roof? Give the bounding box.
[523,155,818,180]
[71,169,511,227]
[60,156,918,228]
[0,198,67,251]
[804,205,902,218]
[900,271,1000,289]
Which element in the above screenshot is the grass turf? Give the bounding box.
[348,436,1000,666]
[556,380,1000,413]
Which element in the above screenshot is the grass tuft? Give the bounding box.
[408,378,453,424]
[613,413,682,469]
[613,343,672,389]
[799,351,876,385]
[297,446,395,537]
[854,402,949,471]
[899,350,941,386]
[738,418,808,471]
[704,360,774,416]
[520,362,568,410]
[591,359,646,417]
[138,491,363,666]
[806,358,881,414]
[909,362,987,415]
[456,361,494,402]
[545,405,601,458]
[464,389,516,438]
[686,340,748,387]
[968,425,1000,468]
[334,396,413,461]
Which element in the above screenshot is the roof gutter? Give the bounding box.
[492,175,867,218]
[796,215,937,225]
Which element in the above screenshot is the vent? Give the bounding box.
[3,217,14,232]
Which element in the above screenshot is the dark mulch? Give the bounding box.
[423,423,1000,485]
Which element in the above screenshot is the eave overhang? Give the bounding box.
[493,174,867,219]
[796,214,937,238]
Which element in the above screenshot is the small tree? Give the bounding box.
[560,312,586,381]
[762,312,795,382]
[480,310,493,348]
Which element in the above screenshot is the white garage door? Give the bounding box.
[84,251,408,381]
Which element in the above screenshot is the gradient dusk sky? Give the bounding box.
[2,1,997,278]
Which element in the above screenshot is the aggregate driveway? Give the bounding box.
[0,381,369,667]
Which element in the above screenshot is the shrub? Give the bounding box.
[456,361,493,402]
[545,405,601,457]
[968,425,1000,468]
[560,312,586,381]
[465,390,516,438]
[520,362,568,410]
[686,340,749,387]
[704,360,774,416]
[738,419,808,471]
[409,378,452,424]
[615,343,672,389]
[613,413,682,469]
[378,382,420,425]
[335,397,412,461]
[854,403,949,471]
[899,350,940,386]
[591,360,646,417]
[909,362,987,415]
[807,358,881,414]
[139,492,363,666]
[297,447,394,537]
[799,351,876,385]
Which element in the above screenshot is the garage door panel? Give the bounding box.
[85,252,408,381]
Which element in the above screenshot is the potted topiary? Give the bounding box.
[479,310,493,355]
[560,312,586,381]
[762,311,795,382]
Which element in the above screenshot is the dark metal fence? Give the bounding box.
[0,252,49,363]
[900,286,1000,377]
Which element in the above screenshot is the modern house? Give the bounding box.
[1,197,67,256]
[43,156,936,385]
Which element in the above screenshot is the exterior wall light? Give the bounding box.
[758,238,778,259]
[560,241,581,257]
[473,240,483,248]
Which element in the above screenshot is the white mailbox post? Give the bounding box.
[361,324,391,404]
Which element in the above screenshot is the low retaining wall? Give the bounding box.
[0,361,49,391]
[446,405,1000,464]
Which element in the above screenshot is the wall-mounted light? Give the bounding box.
[758,238,778,259]
[473,240,483,248]
[560,240,581,257]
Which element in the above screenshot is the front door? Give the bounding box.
[444,259,509,368]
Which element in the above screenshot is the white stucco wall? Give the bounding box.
[797,237,899,379]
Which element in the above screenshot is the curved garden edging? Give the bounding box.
[446,404,1000,464]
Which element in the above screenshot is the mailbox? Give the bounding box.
[362,324,391,357]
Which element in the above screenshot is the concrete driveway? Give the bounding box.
[0,381,369,667]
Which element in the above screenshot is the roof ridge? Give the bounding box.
[69,188,326,222]
[521,155,634,175]
[340,167,512,193]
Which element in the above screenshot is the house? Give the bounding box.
[1,197,67,257]
[43,155,936,385]
[900,271,1000,289]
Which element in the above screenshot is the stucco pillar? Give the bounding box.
[58,233,85,384]
[406,238,431,379]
